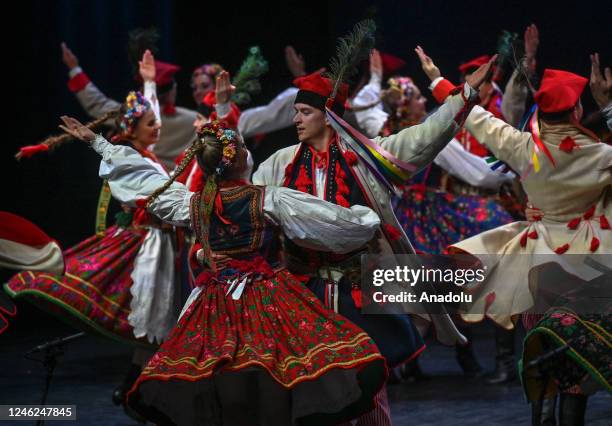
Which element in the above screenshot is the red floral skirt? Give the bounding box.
[127,269,387,425]
[5,225,150,345]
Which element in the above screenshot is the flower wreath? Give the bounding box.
[115,91,151,139]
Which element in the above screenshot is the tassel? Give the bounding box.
[567,217,581,230]
[17,144,49,159]
[583,205,595,220]
[520,231,528,247]
[600,215,610,230]
[351,287,363,308]
[295,165,312,193]
[528,230,538,239]
[554,244,570,255]
[590,237,600,252]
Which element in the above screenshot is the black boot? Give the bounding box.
[400,359,430,382]
[112,363,142,406]
[456,341,483,377]
[531,397,557,426]
[558,393,587,426]
[485,327,516,384]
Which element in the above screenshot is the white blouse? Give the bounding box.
[92,135,380,254]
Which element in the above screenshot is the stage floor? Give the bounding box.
[1,307,610,425]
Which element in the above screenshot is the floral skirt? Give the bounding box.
[520,308,611,401]
[127,269,387,425]
[4,225,150,345]
[394,186,513,254]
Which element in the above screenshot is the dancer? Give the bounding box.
[60,117,388,425]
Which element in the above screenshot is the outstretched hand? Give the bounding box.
[139,49,156,82]
[524,24,539,74]
[464,55,498,89]
[369,48,383,80]
[285,46,306,78]
[414,46,440,82]
[215,71,236,104]
[59,116,96,142]
[590,53,611,109]
[61,42,79,70]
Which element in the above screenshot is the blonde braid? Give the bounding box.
[15,110,121,159]
[145,139,205,209]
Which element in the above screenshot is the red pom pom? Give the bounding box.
[554,243,570,254]
[343,150,358,166]
[336,195,350,208]
[383,223,402,241]
[295,165,312,193]
[590,237,600,252]
[520,231,528,247]
[135,199,148,208]
[567,217,581,230]
[528,230,538,239]
[18,144,49,159]
[559,136,578,153]
[351,288,363,308]
[583,205,595,220]
[600,215,610,230]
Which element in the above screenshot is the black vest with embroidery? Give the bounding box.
[283,142,370,272]
[190,185,281,275]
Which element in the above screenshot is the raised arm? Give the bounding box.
[58,116,191,226]
[264,186,380,254]
[62,43,121,117]
[462,106,532,173]
[351,49,388,138]
[140,49,161,123]
[371,47,492,173]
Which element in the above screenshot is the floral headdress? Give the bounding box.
[197,121,239,175]
[191,63,224,81]
[113,91,151,141]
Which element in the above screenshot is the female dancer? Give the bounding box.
[60,117,388,425]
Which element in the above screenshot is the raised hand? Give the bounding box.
[61,42,79,70]
[370,48,383,80]
[59,116,96,142]
[524,24,539,73]
[414,45,441,81]
[215,71,236,104]
[464,55,498,89]
[285,46,306,78]
[139,49,156,82]
[590,53,611,109]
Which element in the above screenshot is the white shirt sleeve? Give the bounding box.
[433,139,514,190]
[144,81,161,124]
[263,186,380,254]
[351,74,388,138]
[91,135,192,226]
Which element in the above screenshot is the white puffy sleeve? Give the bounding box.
[433,139,514,190]
[91,135,192,226]
[263,186,380,254]
[143,81,161,124]
[237,87,298,138]
[351,74,388,138]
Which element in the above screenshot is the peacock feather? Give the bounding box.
[231,46,269,106]
[325,19,376,100]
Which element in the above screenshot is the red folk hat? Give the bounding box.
[380,52,406,75]
[534,69,588,113]
[136,60,180,87]
[458,55,490,74]
[293,71,349,115]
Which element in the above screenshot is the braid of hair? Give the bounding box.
[145,139,205,209]
[16,110,121,159]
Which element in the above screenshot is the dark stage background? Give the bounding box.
[1,0,609,278]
